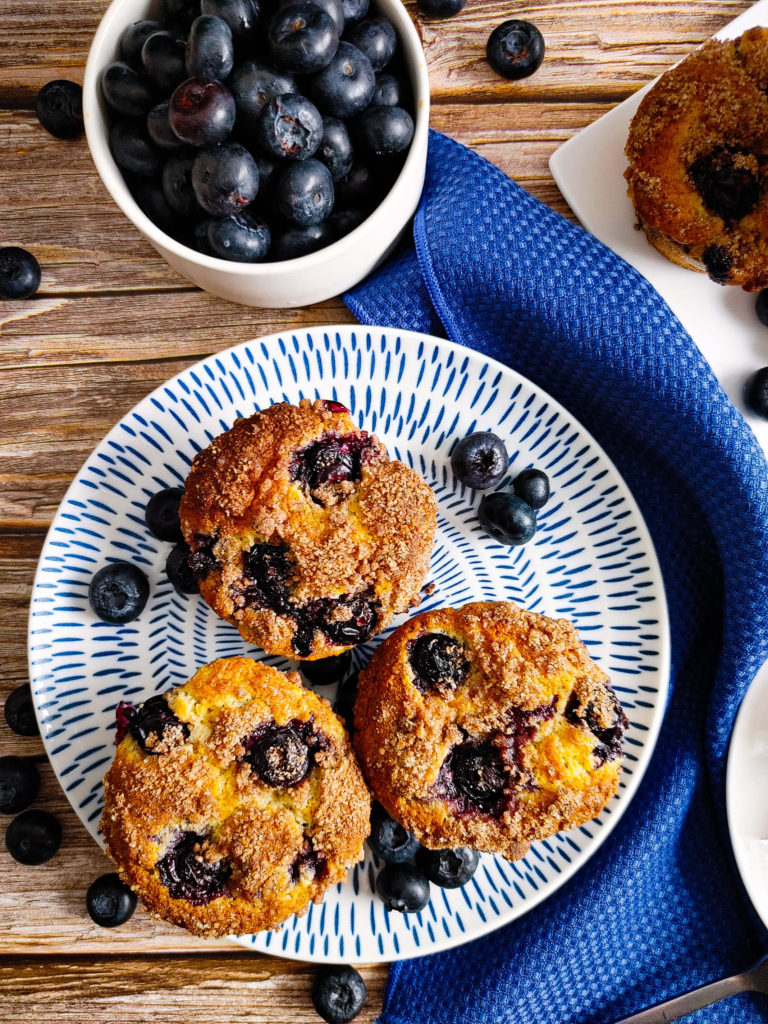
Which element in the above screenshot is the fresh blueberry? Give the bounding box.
[101,61,156,117]
[4,684,40,738]
[205,212,271,259]
[162,153,200,216]
[120,19,162,66]
[116,694,190,753]
[6,809,62,865]
[418,0,465,15]
[0,247,41,300]
[86,872,138,927]
[230,60,296,130]
[191,141,259,215]
[334,161,378,207]
[408,633,468,693]
[256,93,323,160]
[478,491,537,545]
[110,120,162,177]
[376,863,430,912]
[147,101,186,150]
[317,116,354,180]
[276,158,334,225]
[186,15,235,79]
[166,0,201,29]
[89,562,150,624]
[311,965,367,1024]
[332,671,358,732]
[744,367,768,419]
[142,31,188,93]
[368,803,420,863]
[757,289,768,327]
[133,179,180,236]
[308,41,374,117]
[271,221,332,258]
[35,80,84,139]
[357,105,413,155]
[486,19,545,80]
[144,486,185,542]
[166,542,199,594]
[416,845,478,888]
[341,0,368,26]
[246,723,311,786]
[371,71,401,106]
[343,17,396,72]
[450,431,507,489]
[328,205,365,238]
[302,649,353,686]
[291,0,345,34]
[268,1,340,74]
[169,77,236,146]
[0,757,39,815]
[512,467,550,509]
[157,830,230,904]
[201,0,262,42]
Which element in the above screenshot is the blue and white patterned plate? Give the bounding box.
[28,325,669,964]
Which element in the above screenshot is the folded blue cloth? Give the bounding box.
[345,130,768,1024]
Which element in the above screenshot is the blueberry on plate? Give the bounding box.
[451,431,507,489]
[186,15,235,79]
[86,872,138,927]
[270,221,332,259]
[302,649,353,685]
[312,965,367,1024]
[141,30,187,93]
[744,367,768,419]
[35,80,84,139]
[0,756,39,815]
[343,17,396,72]
[147,101,185,150]
[512,467,550,509]
[308,41,375,118]
[757,289,768,327]
[4,684,40,738]
[317,116,354,180]
[192,142,260,216]
[144,486,185,542]
[89,562,150,624]
[204,212,271,260]
[201,0,262,42]
[268,1,340,74]
[0,247,41,301]
[120,19,162,66]
[416,845,478,888]
[166,542,199,594]
[256,93,323,160]
[417,0,465,17]
[332,670,358,732]
[230,60,296,130]
[375,863,430,912]
[371,71,401,106]
[341,0,368,27]
[101,61,157,117]
[169,76,236,146]
[162,153,200,217]
[357,105,413,156]
[368,802,420,863]
[6,809,62,865]
[276,158,334,226]
[486,19,545,80]
[478,491,537,546]
[110,120,162,177]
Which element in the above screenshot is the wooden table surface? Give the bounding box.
[0,0,753,1019]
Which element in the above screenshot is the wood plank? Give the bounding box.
[0,954,387,1021]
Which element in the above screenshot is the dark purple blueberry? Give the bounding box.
[478,491,537,546]
[302,649,353,686]
[332,671,358,732]
[117,693,190,753]
[268,1,340,74]
[486,19,545,80]
[328,206,365,238]
[4,684,40,738]
[318,592,377,647]
[689,147,760,223]
[242,541,293,610]
[191,141,259,215]
[201,0,262,42]
[256,93,323,160]
[166,542,199,594]
[271,222,332,258]
[334,161,378,208]
[6,809,62,865]
[744,367,768,419]
[247,723,311,786]
[290,431,374,488]
[205,212,271,260]
[418,0,465,16]
[450,431,507,489]
[157,830,230,904]
[376,863,430,912]
[276,158,334,226]
[35,80,84,139]
[357,104,413,156]
[408,633,469,693]
[448,739,507,812]
[89,562,150,624]
[161,154,199,216]
[0,757,39,815]
[110,120,162,177]
[316,117,354,180]
[169,76,236,146]
[193,218,215,254]
[0,247,41,301]
[371,72,401,106]
[133,179,180,235]
[186,15,235,79]
[344,17,396,72]
[312,965,367,1024]
[142,31,188,92]
[86,873,138,927]
[189,533,219,580]
[101,61,156,117]
[416,845,478,888]
[512,467,549,509]
[120,19,162,66]
[368,803,420,863]
[291,0,345,34]
[230,60,296,130]
[147,101,186,150]
[702,244,732,284]
[756,289,768,327]
[308,41,374,117]
[341,0,368,26]
[254,152,279,191]
[145,486,185,541]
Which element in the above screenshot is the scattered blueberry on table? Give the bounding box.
[86,872,138,927]
[486,19,545,80]
[312,964,367,1024]
[0,246,41,300]
[744,366,768,419]
[417,0,465,18]
[35,80,84,139]
[4,684,40,737]
[5,808,62,865]
[0,756,40,815]
[451,431,508,489]
[88,562,150,624]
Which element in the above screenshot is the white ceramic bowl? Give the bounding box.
[83,0,429,308]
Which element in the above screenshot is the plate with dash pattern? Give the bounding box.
[28,325,669,963]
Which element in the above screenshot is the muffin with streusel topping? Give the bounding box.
[101,656,371,937]
[354,601,627,861]
[179,399,437,660]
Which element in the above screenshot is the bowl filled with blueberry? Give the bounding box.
[82,0,428,307]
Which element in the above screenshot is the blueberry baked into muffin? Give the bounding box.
[101,656,371,936]
[353,601,627,861]
[180,399,437,660]
[625,26,768,289]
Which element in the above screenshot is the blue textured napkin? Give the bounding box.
[345,130,768,1024]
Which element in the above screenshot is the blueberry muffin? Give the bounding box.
[625,27,768,289]
[353,601,627,861]
[180,399,437,659]
[101,656,371,937]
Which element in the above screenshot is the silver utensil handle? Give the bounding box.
[608,973,749,1024]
